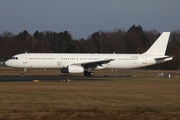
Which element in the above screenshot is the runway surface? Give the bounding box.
[0,74,176,82]
[0,75,127,82]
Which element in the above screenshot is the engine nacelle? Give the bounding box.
[61,65,84,73]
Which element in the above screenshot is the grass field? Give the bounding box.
[0,69,180,119]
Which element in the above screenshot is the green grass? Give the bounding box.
[0,76,180,119]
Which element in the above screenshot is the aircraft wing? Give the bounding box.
[73,59,114,69]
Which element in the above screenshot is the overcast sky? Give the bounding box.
[0,0,179,39]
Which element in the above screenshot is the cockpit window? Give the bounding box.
[11,57,18,60]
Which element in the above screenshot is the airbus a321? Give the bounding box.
[5,32,173,76]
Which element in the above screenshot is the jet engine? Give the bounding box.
[61,65,84,73]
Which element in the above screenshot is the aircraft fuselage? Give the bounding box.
[5,53,172,69]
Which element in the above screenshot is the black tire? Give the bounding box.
[22,73,26,76]
[89,72,94,76]
[84,71,89,76]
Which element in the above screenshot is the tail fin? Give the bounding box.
[143,32,170,55]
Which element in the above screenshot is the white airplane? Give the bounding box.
[5,32,172,76]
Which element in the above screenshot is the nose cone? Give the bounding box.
[5,60,11,67]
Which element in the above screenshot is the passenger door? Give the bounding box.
[23,54,28,64]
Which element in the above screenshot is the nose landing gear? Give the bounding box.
[22,68,27,76]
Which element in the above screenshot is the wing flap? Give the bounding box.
[73,59,114,69]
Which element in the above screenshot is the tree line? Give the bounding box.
[0,25,180,70]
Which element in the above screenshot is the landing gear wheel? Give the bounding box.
[84,71,94,76]
[84,71,89,76]
[89,72,94,76]
[22,72,26,76]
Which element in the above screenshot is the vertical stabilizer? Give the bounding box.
[143,32,170,55]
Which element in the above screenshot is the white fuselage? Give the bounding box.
[5,53,172,69]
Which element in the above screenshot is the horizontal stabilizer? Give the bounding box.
[0,62,5,65]
[154,56,173,60]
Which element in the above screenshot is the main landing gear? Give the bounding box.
[22,68,27,76]
[84,70,94,76]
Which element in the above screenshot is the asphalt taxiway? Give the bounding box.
[0,75,126,82]
[0,74,174,82]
